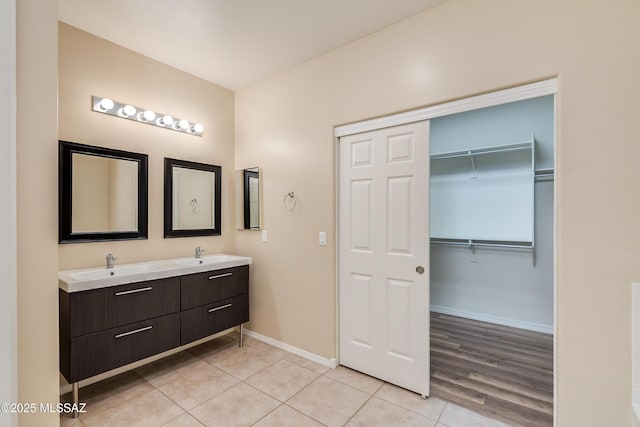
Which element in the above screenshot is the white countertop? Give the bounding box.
[59,254,252,293]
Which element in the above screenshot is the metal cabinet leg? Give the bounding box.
[72,382,79,418]
[239,324,244,348]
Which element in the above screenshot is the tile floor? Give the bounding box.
[61,333,510,427]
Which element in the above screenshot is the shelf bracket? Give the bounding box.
[467,239,478,262]
[467,151,478,179]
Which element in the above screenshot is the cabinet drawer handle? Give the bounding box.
[208,303,232,313]
[208,273,232,280]
[114,325,152,339]
[114,286,153,296]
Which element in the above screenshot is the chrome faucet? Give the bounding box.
[195,246,205,258]
[106,253,117,269]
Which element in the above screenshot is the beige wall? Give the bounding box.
[16,1,59,426]
[58,23,236,270]
[235,0,640,425]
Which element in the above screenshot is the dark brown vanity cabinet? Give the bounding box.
[181,266,249,345]
[181,266,248,310]
[59,265,249,384]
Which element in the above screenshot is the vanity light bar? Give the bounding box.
[91,96,204,137]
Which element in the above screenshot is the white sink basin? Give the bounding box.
[59,253,252,292]
[68,263,158,281]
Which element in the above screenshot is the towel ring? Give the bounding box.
[283,192,298,214]
[189,198,200,214]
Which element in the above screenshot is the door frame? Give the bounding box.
[0,0,18,423]
[334,77,557,404]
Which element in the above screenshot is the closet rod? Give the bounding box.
[430,141,533,160]
[430,238,533,250]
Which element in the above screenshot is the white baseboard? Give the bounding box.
[430,305,554,334]
[243,328,338,369]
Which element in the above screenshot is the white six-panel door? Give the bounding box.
[338,120,430,396]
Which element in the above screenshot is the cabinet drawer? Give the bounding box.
[181,294,249,345]
[181,265,248,310]
[62,288,108,338]
[66,313,180,383]
[105,277,180,329]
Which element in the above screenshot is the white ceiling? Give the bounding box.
[58,0,447,91]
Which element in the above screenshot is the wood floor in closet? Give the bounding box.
[430,312,553,427]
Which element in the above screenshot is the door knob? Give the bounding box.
[416,266,425,274]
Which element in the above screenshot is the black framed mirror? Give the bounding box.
[59,140,148,243]
[234,167,261,230]
[243,168,260,229]
[164,158,222,238]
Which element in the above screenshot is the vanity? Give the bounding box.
[57,140,261,416]
[58,254,251,411]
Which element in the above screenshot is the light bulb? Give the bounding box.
[157,115,173,126]
[143,110,156,121]
[98,98,114,111]
[122,104,136,117]
[178,119,189,130]
[192,123,204,133]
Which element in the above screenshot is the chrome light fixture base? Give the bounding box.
[92,96,204,137]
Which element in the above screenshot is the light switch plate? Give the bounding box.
[319,231,327,246]
[261,230,268,242]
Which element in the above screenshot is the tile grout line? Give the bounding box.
[340,382,384,427]
[248,402,283,426]
[372,384,446,423]
[75,371,157,425]
[239,382,284,426]
[152,373,214,426]
[184,347,305,426]
[241,366,334,426]
[321,368,385,397]
[436,401,449,424]
[142,349,236,426]
[137,387,185,426]
[281,375,335,426]
[284,403,330,427]
[343,395,374,426]
[243,360,323,406]
[206,342,286,381]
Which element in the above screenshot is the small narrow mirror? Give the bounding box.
[164,158,221,238]
[235,167,261,230]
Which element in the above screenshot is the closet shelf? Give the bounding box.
[431,237,534,250]
[430,139,533,161]
[534,168,554,182]
[430,134,536,250]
